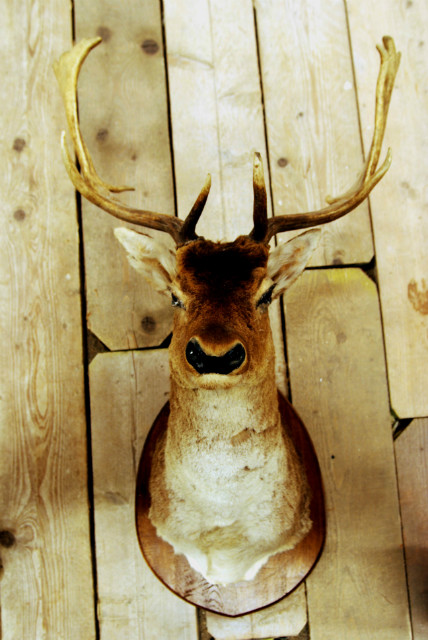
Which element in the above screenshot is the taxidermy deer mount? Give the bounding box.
[54,37,399,588]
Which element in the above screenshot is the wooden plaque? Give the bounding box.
[135,393,325,617]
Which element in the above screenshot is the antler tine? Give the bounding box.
[180,174,212,242]
[361,36,401,182]
[251,152,268,242]
[54,37,210,245]
[258,36,400,243]
[54,38,134,195]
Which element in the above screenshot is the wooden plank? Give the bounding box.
[285,269,411,639]
[255,0,373,266]
[74,0,175,350]
[208,0,273,238]
[206,587,307,639]
[346,0,428,417]
[165,0,271,240]
[89,350,198,640]
[395,418,428,640]
[163,0,222,239]
[0,1,95,638]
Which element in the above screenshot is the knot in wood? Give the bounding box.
[141,39,159,55]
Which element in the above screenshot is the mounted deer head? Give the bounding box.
[54,37,400,585]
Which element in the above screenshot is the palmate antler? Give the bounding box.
[250,36,401,243]
[53,37,210,245]
[55,36,400,245]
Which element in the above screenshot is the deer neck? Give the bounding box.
[168,364,280,442]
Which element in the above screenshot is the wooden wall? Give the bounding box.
[0,0,426,639]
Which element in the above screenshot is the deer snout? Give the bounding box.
[186,338,246,375]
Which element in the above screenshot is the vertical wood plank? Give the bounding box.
[89,351,198,640]
[0,1,95,638]
[74,0,175,350]
[208,0,273,238]
[206,588,307,639]
[285,269,411,639]
[164,0,270,240]
[255,0,373,266]
[163,0,223,238]
[395,418,428,640]
[346,0,428,417]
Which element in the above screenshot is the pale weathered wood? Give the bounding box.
[164,0,270,240]
[73,0,175,350]
[395,418,428,640]
[163,0,223,239]
[164,0,288,397]
[89,351,198,640]
[285,269,411,639]
[255,0,373,266]
[206,586,307,639]
[347,0,428,417]
[0,1,95,638]
[208,0,273,238]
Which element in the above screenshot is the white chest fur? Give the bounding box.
[149,383,312,584]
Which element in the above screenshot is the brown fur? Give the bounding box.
[149,236,313,584]
[115,228,320,584]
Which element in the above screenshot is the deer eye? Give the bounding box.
[171,293,185,309]
[256,285,275,308]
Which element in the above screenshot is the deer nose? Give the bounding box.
[186,339,246,375]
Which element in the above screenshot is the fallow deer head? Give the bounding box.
[54,36,400,392]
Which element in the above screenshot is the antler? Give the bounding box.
[250,36,401,243]
[54,37,210,245]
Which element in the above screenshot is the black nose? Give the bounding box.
[186,339,246,375]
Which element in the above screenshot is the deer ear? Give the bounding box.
[267,229,321,296]
[114,227,177,295]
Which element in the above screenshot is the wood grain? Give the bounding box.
[255,0,373,266]
[285,269,411,639]
[164,0,269,239]
[73,0,175,350]
[207,0,272,238]
[1,2,424,639]
[164,0,223,238]
[89,351,198,640]
[395,418,428,640]
[0,1,95,637]
[206,587,307,639]
[346,0,428,417]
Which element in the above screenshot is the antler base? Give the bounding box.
[135,393,326,617]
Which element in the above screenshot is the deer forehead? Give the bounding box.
[176,236,270,300]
